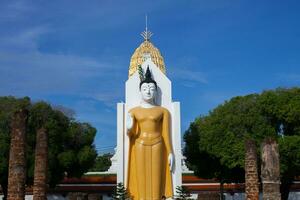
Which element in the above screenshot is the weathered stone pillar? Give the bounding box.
[33,127,48,200]
[261,138,281,200]
[245,139,259,200]
[7,109,28,200]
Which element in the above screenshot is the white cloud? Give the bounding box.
[276,73,300,83]
[0,51,114,92]
[0,26,49,52]
[201,92,233,105]
[169,67,208,84]
[0,52,124,104]
[0,1,35,21]
[0,25,123,106]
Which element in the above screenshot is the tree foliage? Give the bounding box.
[259,88,300,199]
[0,96,97,194]
[184,88,300,199]
[184,118,244,183]
[89,153,112,172]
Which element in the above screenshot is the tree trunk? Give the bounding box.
[261,138,281,200]
[245,139,259,200]
[220,180,225,200]
[7,109,28,200]
[33,127,48,200]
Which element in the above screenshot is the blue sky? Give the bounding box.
[0,0,299,154]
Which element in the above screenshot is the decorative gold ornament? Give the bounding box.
[129,24,166,77]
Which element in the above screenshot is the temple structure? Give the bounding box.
[2,26,300,200]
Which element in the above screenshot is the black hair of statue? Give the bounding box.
[139,66,157,90]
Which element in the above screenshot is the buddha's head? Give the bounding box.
[140,82,156,102]
[139,67,157,104]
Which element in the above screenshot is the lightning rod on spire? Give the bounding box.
[146,14,148,32]
[141,14,153,41]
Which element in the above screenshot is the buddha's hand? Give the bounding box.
[168,153,174,172]
[126,112,134,131]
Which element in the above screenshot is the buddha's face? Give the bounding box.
[140,82,156,103]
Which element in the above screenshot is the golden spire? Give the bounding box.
[128,16,166,77]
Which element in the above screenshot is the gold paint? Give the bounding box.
[129,41,166,77]
[127,106,173,200]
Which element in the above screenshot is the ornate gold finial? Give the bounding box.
[128,15,166,77]
[141,15,153,41]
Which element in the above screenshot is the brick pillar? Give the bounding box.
[245,139,259,200]
[7,109,28,200]
[33,127,48,200]
[261,138,281,200]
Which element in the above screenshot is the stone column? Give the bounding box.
[245,139,259,200]
[33,127,48,200]
[261,138,281,200]
[7,109,28,200]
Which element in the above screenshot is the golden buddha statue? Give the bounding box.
[126,67,173,200]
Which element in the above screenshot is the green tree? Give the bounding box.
[0,96,97,198]
[89,153,112,172]
[259,88,300,200]
[112,182,131,200]
[184,118,244,199]
[185,94,272,199]
[184,88,300,200]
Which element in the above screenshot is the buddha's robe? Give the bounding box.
[127,106,173,200]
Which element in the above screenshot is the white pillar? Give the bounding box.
[116,103,125,184]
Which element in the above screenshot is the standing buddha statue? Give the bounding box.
[126,67,174,200]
